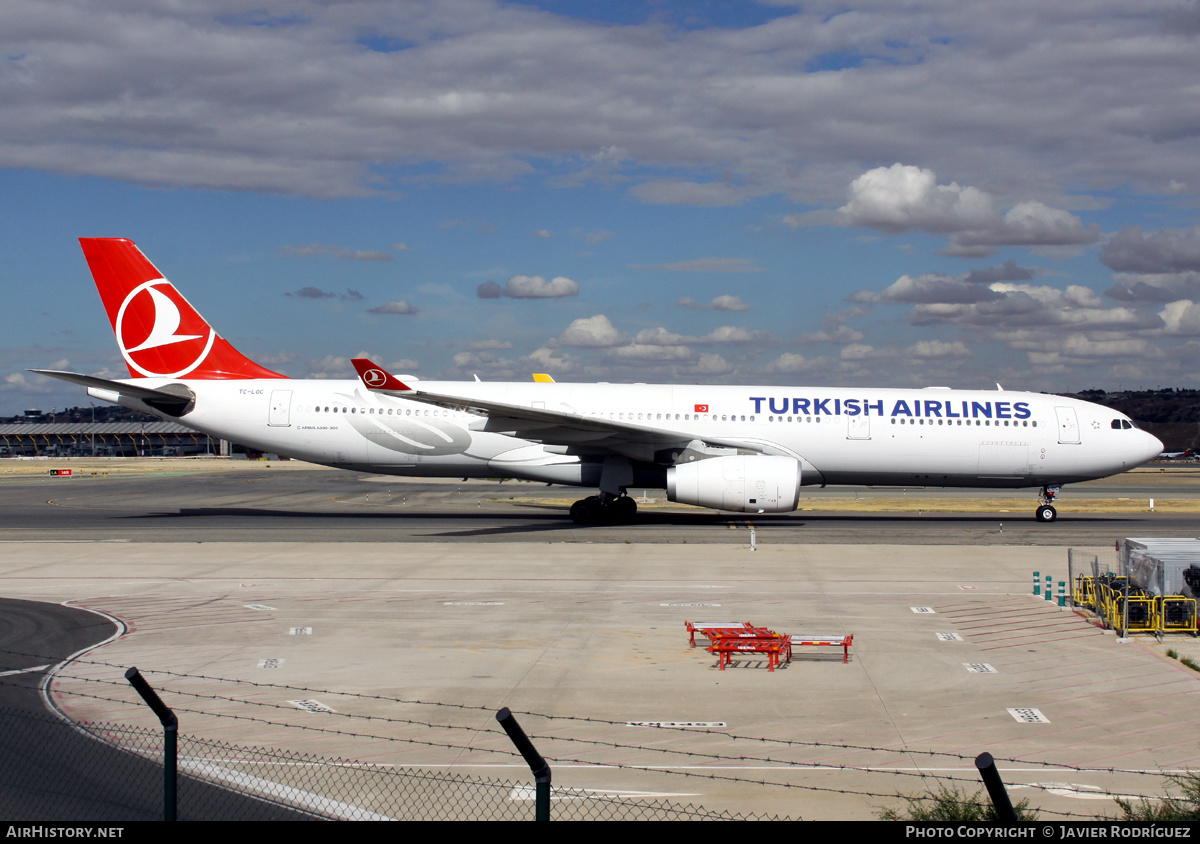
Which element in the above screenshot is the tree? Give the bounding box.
[1117,772,1200,821]
[878,783,1037,821]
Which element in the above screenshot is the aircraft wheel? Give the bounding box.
[570,499,593,524]
[1035,505,1057,523]
[570,496,603,525]
[610,496,637,523]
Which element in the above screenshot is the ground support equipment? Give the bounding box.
[707,635,793,672]
[790,634,854,664]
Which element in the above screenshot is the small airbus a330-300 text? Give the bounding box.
[34,238,1163,524]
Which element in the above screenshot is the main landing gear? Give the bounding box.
[1035,485,1061,522]
[570,493,638,525]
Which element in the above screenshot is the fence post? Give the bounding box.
[496,707,551,821]
[125,667,177,821]
[974,752,1017,822]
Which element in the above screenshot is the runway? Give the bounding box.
[0,461,1196,545]
[1,459,1199,820]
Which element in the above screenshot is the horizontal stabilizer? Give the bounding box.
[30,370,195,416]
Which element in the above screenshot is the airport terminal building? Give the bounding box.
[0,420,223,457]
[0,408,230,457]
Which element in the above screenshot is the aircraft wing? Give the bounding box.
[350,358,765,462]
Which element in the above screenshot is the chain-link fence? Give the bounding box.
[1067,546,1121,629]
[0,707,788,821]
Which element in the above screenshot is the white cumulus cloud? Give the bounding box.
[828,165,1098,257]
[557,314,628,348]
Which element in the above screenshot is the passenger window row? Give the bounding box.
[304,405,451,417]
[891,418,1037,427]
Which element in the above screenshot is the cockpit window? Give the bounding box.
[1112,419,1134,430]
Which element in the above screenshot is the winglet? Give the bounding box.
[351,359,413,392]
[532,373,555,383]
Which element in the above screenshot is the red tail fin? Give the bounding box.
[80,238,286,380]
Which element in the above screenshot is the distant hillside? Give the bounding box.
[1062,389,1200,452]
[0,405,158,425]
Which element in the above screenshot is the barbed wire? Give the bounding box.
[12,647,1189,781]
[40,669,991,787]
[42,680,942,803]
[0,674,1157,819]
[0,647,1186,820]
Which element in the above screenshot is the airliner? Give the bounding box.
[34,238,1163,524]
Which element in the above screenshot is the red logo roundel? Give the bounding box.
[116,279,216,377]
[694,404,709,413]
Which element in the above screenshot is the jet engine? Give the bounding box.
[667,454,802,513]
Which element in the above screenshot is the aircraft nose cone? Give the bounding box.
[1141,430,1165,463]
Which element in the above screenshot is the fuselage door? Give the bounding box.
[268,390,293,427]
[1054,406,1079,444]
[847,414,870,440]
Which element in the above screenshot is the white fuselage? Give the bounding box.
[104,379,1163,492]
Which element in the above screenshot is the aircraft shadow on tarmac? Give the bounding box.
[113,505,1150,540]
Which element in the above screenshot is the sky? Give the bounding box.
[4,0,1200,415]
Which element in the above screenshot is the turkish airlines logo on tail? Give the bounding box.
[116,279,216,377]
[362,369,388,388]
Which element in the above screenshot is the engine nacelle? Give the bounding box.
[667,455,802,513]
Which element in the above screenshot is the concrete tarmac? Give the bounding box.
[0,461,1198,820]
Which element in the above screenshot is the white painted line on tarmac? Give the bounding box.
[0,665,50,677]
[1012,783,1116,800]
[181,759,393,820]
[0,539,131,543]
[619,584,727,589]
[508,784,700,801]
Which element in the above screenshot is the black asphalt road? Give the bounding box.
[0,467,1195,545]
[0,598,314,821]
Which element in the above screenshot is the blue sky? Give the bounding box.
[4,0,1200,414]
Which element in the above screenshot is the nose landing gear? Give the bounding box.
[1035,485,1061,522]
